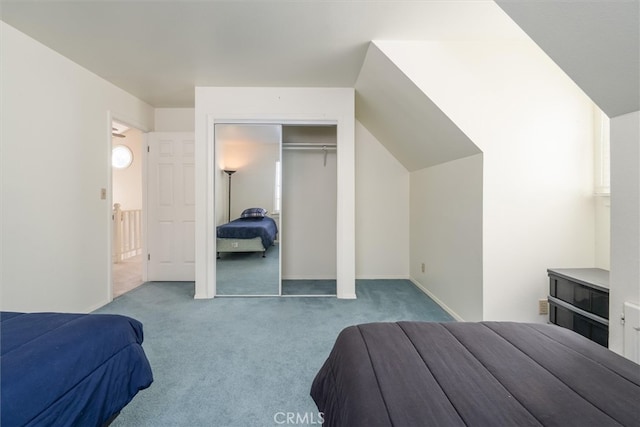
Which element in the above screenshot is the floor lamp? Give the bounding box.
[223,170,236,222]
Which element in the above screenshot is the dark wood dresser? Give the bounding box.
[547,268,609,346]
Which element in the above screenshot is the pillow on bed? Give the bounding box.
[240,207,268,218]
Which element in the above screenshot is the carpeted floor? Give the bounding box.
[216,244,280,295]
[95,280,453,426]
[281,280,336,296]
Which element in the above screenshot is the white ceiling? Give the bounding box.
[0,0,527,107]
[1,1,637,170]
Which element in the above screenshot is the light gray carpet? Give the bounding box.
[281,280,336,296]
[96,280,453,426]
[216,244,279,295]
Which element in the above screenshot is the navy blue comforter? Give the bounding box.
[217,216,278,249]
[1,312,153,427]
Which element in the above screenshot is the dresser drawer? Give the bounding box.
[547,268,609,347]
[549,300,608,346]
[549,276,609,319]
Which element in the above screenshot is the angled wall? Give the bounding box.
[1,22,154,312]
[376,39,596,322]
[355,121,410,279]
[410,154,483,321]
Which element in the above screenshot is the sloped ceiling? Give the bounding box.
[0,0,526,107]
[496,0,640,117]
[2,1,636,172]
[355,43,480,172]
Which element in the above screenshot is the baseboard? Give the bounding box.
[409,277,465,322]
[87,298,111,313]
[282,275,410,281]
[337,293,357,299]
[281,276,336,281]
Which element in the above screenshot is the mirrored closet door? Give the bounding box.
[215,124,281,296]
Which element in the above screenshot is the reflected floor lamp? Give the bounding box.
[224,169,236,222]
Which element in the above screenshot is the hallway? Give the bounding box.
[113,255,143,298]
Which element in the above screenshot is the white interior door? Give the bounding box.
[147,132,196,281]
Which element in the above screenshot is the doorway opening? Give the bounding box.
[111,120,144,298]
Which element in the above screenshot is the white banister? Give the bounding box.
[113,203,142,263]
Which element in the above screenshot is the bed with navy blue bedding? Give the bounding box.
[1,311,153,427]
[311,321,640,427]
[216,216,278,255]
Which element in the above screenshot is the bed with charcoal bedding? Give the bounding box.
[311,321,640,427]
[1,311,153,427]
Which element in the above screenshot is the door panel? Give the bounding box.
[147,132,196,281]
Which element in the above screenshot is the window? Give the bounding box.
[112,145,133,169]
[274,160,282,213]
[594,109,610,195]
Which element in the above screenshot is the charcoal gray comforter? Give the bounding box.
[311,322,640,427]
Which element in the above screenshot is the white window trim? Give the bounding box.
[594,108,610,196]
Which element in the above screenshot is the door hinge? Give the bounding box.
[147,254,151,261]
[147,146,150,153]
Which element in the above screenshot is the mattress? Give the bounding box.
[311,321,640,427]
[1,311,153,427]
[216,216,278,250]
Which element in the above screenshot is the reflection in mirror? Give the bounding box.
[215,124,281,296]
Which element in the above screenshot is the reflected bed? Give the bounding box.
[217,215,278,258]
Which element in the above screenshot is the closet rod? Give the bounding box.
[282,145,336,151]
[283,142,336,147]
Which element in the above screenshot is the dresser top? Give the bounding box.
[547,268,609,292]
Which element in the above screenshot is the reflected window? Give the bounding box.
[274,160,282,213]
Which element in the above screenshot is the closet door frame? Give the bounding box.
[202,117,353,299]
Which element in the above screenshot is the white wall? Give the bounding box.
[112,128,143,211]
[410,154,483,321]
[355,121,410,279]
[609,110,640,355]
[220,134,280,221]
[0,22,154,312]
[594,196,611,270]
[195,87,355,299]
[377,40,596,322]
[154,108,195,132]
[282,149,337,279]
